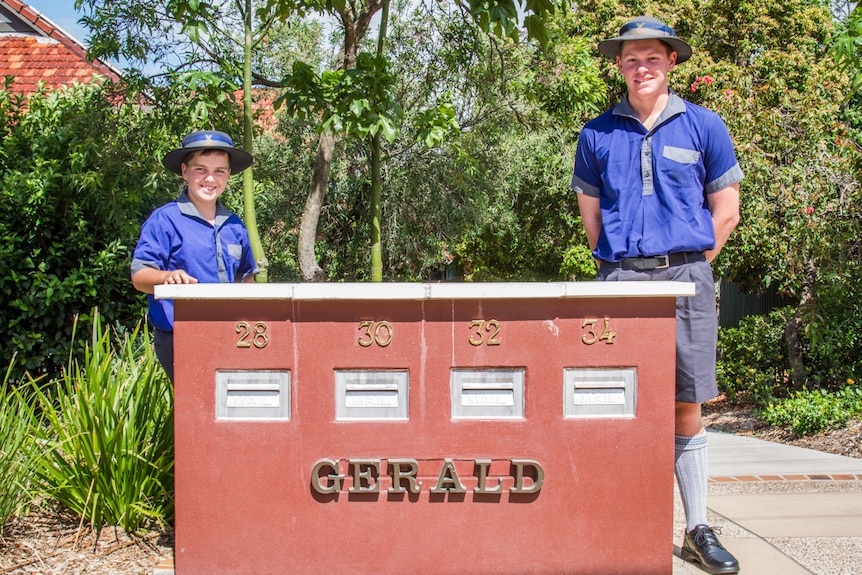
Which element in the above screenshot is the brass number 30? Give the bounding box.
[358,320,393,347]
[236,322,269,349]
[582,317,616,345]
[468,319,502,346]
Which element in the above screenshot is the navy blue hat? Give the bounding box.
[162,130,253,175]
[598,16,692,64]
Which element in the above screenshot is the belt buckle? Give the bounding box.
[653,255,669,269]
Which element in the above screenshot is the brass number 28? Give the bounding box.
[468,319,502,346]
[236,321,269,349]
[582,317,616,345]
[358,320,393,347]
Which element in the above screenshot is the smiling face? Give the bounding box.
[616,38,677,102]
[181,150,231,215]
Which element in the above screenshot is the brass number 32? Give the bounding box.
[468,319,502,346]
[236,322,269,349]
[582,317,616,345]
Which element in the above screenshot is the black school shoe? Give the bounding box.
[680,525,740,574]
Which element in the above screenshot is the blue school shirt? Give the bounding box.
[131,191,258,331]
[571,92,743,263]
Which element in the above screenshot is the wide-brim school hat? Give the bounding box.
[162,130,253,175]
[598,16,692,64]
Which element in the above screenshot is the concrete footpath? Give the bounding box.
[672,430,862,575]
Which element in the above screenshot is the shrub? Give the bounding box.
[0,81,176,382]
[761,388,857,436]
[27,311,174,538]
[717,307,793,405]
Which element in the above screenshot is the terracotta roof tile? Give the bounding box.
[0,35,119,98]
[0,0,120,99]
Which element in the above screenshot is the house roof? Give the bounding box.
[0,0,120,98]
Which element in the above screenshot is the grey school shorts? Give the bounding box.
[596,258,719,404]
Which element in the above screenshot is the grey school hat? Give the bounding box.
[598,16,692,64]
[162,130,253,175]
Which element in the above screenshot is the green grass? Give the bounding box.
[0,361,38,533]
[26,312,174,538]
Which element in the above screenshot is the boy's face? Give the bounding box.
[181,151,231,208]
[616,39,677,100]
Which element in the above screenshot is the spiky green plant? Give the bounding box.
[28,311,174,537]
[0,361,38,533]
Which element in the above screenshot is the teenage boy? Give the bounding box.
[131,130,258,382]
[571,16,742,575]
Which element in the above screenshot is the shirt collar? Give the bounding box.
[613,90,686,129]
[176,189,231,226]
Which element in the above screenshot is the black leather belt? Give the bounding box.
[602,251,705,271]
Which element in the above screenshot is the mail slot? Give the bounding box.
[335,370,409,420]
[563,367,637,418]
[451,368,525,419]
[215,370,290,421]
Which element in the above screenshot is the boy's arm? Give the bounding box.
[132,267,198,294]
[577,193,603,252]
[705,182,740,263]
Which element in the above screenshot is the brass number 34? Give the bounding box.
[582,317,616,345]
[236,321,269,349]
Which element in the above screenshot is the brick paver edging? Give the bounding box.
[709,474,862,483]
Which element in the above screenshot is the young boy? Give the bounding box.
[131,130,258,381]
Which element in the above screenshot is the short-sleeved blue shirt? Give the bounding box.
[131,191,258,331]
[571,92,743,263]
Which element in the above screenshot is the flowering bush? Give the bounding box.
[690,75,714,92]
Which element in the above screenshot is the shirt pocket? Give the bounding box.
[662,146,701,164]
[227,243,243,260]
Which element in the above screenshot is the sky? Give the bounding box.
[23,0,162,72]
[24,0,89,46]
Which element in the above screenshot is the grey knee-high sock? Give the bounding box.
[675,431,709,532]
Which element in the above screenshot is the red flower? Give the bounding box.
[806,207,815,214]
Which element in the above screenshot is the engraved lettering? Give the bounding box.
[388,459,422,494]
[349,459,380,493]
[310,458,544,498]
[225,390,280,408]
[311,459,344,494]
[345,392,399,408]
[474,460,503,494]
[431,458,467,493]
[511,459,544,494]
[463,390,514,406]
[572,389,626,406]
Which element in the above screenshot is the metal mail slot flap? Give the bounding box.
[226,382,281,392]
[451,369,525,420]
[461,382,516,390]
[345,383,400,392]
[563,368,636,419]
[336,370,409,421]
[216,370,291,421]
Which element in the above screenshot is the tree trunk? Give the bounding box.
[296,1,382,282]
[298,131,334,282]
[785,259,816,390]
[242,0,267,281]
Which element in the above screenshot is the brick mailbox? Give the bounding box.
[157,281,694,575]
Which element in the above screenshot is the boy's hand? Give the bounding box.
[164,270,198,285]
